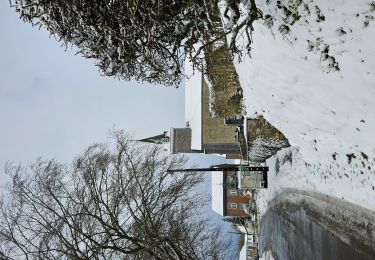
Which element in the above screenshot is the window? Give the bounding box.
[240,190,247,196]
[161,137,169,143]
[227,203,237,209]
[228,189,237,196]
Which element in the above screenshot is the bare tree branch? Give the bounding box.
[0,130,231,260]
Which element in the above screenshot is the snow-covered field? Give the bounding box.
[259,250,276,260]
[234,0,375,214]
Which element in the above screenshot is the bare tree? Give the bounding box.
[9,0,263,85]
[0,130,231,260]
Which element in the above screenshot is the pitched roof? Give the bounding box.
[184,59,203,150]
[211,171,224,216]
[137,131,169,144]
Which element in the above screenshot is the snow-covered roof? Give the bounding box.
[211,172,224,216]
[184,59,202,151]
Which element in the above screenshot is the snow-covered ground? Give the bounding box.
[234,0,375,215]
[259,250,276,260]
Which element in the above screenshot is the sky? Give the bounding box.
[0,1,234,250]
[0,2,195,183]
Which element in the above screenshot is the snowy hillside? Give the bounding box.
[234,0,375,213]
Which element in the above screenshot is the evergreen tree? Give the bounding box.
[9,0,262,85]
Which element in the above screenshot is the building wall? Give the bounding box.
[225,189,249,217]
[224,171,248,217]
[202,143,240,155]
[202,80,239,148]
[226,153,242,159]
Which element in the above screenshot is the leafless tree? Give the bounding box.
[0,130,231,260]
[9,0,263,85]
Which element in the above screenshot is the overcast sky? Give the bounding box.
[0,2,189,179]
[0,2,228,186]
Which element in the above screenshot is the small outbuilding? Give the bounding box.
[170,59,241,158]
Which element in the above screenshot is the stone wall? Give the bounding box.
[205,42,244,118]
[247,117,290,162]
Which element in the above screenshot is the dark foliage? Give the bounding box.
[10,0,263,85]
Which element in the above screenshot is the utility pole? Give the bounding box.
[167,165,269,188]
[167,165,268,173]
